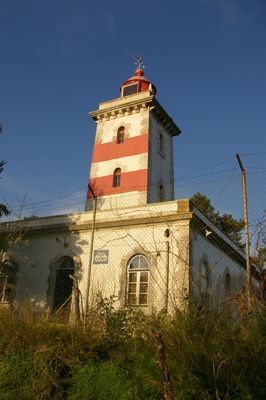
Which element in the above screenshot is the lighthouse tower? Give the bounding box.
[85,65,181,211]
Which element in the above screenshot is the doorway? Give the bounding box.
[52,256,75,317]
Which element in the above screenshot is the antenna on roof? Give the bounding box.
[127,51,145,70]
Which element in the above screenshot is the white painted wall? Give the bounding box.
[6,200,253,316]
[95,109,149,144]
[191,232,246,307]
[90,153,148,178]
[8,201,190,315]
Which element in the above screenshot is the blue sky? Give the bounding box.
[0,0,265,220]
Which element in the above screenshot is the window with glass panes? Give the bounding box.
[117,126,125,144]
[127,255,149,305]
[113,168,121,187]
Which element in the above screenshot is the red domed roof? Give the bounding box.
[120,68,156,96]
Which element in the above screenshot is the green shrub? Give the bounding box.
[163,308,266,399]
[0,350,35,400]
[68,360,132,400]
[0,302,265,399]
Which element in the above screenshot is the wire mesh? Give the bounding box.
[0,158,265,321]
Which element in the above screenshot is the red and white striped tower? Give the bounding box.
[85,67,181,210]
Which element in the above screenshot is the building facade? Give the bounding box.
[0,67,258,317]
[86,68,180,210]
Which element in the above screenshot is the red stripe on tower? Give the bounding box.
[92,134,148,163]
[87,169,148,198]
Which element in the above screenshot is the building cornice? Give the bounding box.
[192,208,261,281]
[0,212,192,239]
[89,93,181,136]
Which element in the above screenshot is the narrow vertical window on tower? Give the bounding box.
[159,184,165,201]
[117,126,125,144]
[113,168,121,187]
[158,132,165,156]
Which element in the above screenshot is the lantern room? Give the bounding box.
[120,68,157,97]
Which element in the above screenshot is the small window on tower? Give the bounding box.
[159,184,165,202]
[117,126,125,144]
[122,83,138,97]
[159,133,164,154]
[157,132,165,157]
[113,168,121,187]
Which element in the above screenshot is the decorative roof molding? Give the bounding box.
[89,94,181,136]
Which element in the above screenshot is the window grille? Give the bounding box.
[52,256,75,312]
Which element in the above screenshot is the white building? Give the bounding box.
[0,66,258,316]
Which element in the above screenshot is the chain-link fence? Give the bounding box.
[0,159,265,321]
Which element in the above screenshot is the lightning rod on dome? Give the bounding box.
[127,51,145,70]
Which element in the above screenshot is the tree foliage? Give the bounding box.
[0,124,10,217]
[0,128,10,263]
[191,192,244,246]
[0,162,9,217]
[252,232,266,270]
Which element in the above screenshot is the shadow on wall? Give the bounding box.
[1,214,90,322]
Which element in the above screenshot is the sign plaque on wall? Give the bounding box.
[93,249,109,264]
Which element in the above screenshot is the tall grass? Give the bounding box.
[0,301,265,399]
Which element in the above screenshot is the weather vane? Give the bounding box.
[128,51,145,70]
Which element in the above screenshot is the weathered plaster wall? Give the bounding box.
[9,201,190,314]
[148,114,174,203]
[94,110,148,145]
[86,108,150,210]
[191,232,246,306]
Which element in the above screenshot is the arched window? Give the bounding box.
[127,255,149,305]
[113,168,121,187]
[200,260,210,305]
[52,256,75,313]
[0,261,17,303]
[117,126,125,144]
[224,272,231,297]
